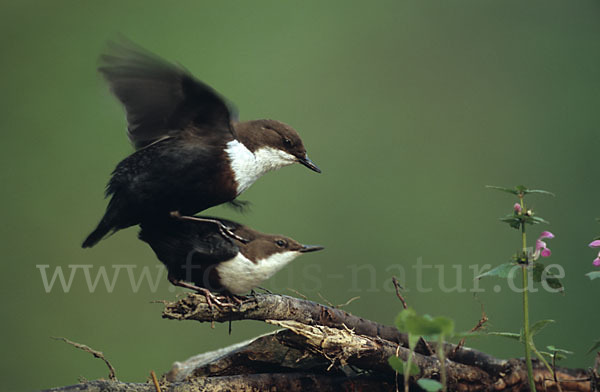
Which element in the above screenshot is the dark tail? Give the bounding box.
[82,196,130,248]
[82,217,113,248]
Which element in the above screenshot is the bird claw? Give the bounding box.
[167,275,234,309]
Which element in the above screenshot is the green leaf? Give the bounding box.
[405,315,455,337]
[417,378,443,391]
[476,263,518,279]
[388,356,420,375]
[452,331,483,339]
[437,317,455,336]
[547,345,573,355]
[539,351,567,360]
[488,331,522,341]
[408,333,420,350]
[532,263,544,282]
[533,264,564,292]
[500,215,522,229]
[396,309,454,338]
[486,185,555,197]
[545,277,564,291]
[486,185,519,195]
[587,339,600,354]
[388,355,403,372]
[395,308,417,331]
[530,319,555,336]
[586,271,600,280]
[531,216,550,225]
[524,189,555,196]
[407,362,421,376]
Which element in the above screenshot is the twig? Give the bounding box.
[318,292,360,309]
[287,288,308,300]
[150,371,161,392]
[394,344,400,392]
[392,276,407,309]
[317,292,335,307]
[52,337,117,381]
[337,296,360,308]
[453,303,488,354]
[417,337,435,356]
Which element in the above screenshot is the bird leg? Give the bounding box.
[169,211,250,243]
[227,294,250,305]
[167,275,233,309]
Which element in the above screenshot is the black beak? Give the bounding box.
[298,155,321,173]
[299,244,324,253]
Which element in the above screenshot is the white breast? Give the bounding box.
[225,140,296,195]
[216,251,300,294]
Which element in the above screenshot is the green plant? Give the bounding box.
[480,185,563,391]
[389,308,454,392]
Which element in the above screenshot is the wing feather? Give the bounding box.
[99,39,237,149]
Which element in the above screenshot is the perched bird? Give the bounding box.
[138,215,323,304]
[82,41,320,248]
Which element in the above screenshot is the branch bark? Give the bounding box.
[45,293,592,392]
[161,293,590,392]
[43,374,393,392]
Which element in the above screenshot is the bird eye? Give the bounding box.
[276,239,287,247]
[283,138,292,147]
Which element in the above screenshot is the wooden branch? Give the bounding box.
[162,293,507,372]
[43,373,393,392]
[52,337,117,381]
[162,293,591,392]
[45,293,592,391]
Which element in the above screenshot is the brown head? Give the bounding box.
[233,119,321,173]
[234,229,324,262]
[215,224,323,294]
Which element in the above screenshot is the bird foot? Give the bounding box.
[167,275,234,309]
[227,294,251,305]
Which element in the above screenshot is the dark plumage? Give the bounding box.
[82,41,320,248]
[138,216,323,294]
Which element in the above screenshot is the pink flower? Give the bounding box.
[533,231,554,260]
[514,203,522,213]
[589,240,600,267]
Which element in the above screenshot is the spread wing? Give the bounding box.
[99,39,238,149]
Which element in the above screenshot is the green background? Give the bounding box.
[2,1,599,390]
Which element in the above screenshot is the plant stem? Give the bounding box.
[520,201,536,391]
[522,266,536,391]
[438,336,447,392]
[520,197,527,253]
[533,348,563,392]
[404,336,414,392]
